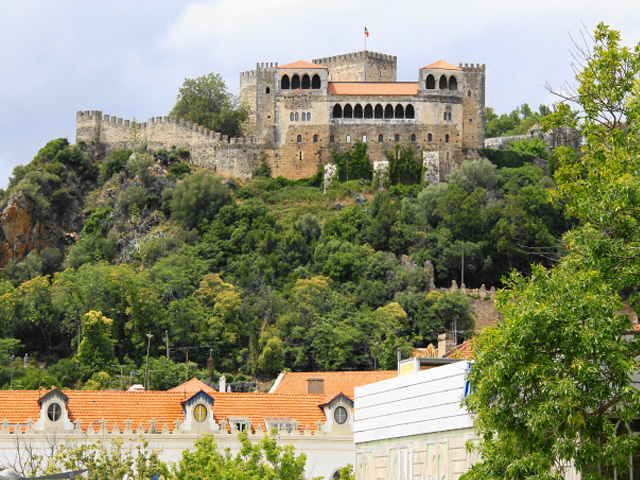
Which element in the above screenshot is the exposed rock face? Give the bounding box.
[0,191,75,268]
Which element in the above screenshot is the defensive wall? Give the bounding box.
[76,110,265,178]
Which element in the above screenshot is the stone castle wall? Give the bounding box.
[313,51,397,82]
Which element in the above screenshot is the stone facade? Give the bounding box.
[77,51,486,182]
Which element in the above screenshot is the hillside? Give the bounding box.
[0,139,570,390]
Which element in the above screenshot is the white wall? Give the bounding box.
[354,361,472,444]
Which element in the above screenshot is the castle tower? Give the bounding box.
[460,63,486,150]
[240,62,279,142]
[313,51,397,82]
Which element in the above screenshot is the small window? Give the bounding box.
[302,113,306,121]
[469,118,473,123]
[467,89,472,97]
[346,135,351,143]
[295,113,299,121]
[362,135,367,143]
[445,134,450,143]
[445,162,451,175]
[334,406,348,425]
[394,134,400,142]
[297,135,302,143]
[230,418,250,432]
[411,133,417,142]
[378,134,384,142]
[330,135,335,143]
[313,134,318,143]
[194,404,207,422]
[307,112,311,121]
[290,113,294,121]
[47,403,61,422]
[428,133,433,142]
[265,87,270,94]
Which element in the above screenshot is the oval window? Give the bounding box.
[194,404,208,422]
[47,403,61,422]
[334,406,348,425]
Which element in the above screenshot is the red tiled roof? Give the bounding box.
[446,339,474,360]
[279,60,327,70]
[168,378,216,395]
[328,82,418,96]
[270,371,396,399]
[421,60,462,71]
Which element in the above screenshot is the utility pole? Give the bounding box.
[144,333,153,390]
[165,330,169,360]
[111,364,135,390]
[9,355,14,390]
[461,242,465,287]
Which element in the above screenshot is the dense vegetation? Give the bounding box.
[0,133,570,390]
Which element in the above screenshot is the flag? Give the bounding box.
[365,27,369,37]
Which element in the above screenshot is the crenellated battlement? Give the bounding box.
[460,63,486,72]
[313,50,397,65]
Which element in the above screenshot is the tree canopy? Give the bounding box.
[170,73,248,138]
[465,23,640,480]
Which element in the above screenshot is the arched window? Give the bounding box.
[378,134,384,142]
[405,104,415,119]
[296,135,302,143]
[313,134,318,143]
[411,133,417,141]
[443,112,448,121]
[354,104,363,119]
[426,74,435,89]
[307,112,311,121]
[301,113,306,121]
[333,104,343,118]
[394,134,400,142]
[384,104,393,119]
[281,75,290,89]
[467,89,472,97]
[311,74,321,89]
[362,134,367,142]
[344,104,353,119]
[395,104,405,119]
[439,75,447,90]
[445,134,450,143]
[374,104,383,119]
[445,162,450,175]
[265,87,270,94]
[449,76,457,90]
[428,133,433,142]
[330,135,335,143]
[301,74,310,89]
[295,112,299,121]
[364,104,373,119]
[346,135,351,143]
[291,74,301,89]
[290,112,294,121]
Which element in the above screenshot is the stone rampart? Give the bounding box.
[76,110,264,179]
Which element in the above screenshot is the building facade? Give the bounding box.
[77,51,485,182]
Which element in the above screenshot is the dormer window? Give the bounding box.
[333,406,348,425]
[193,404,208,422]
[229,417,251,432]
[47,403,62,422]
[265,418,297,434]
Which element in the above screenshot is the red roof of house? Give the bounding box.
[446,339,475,360]
[421,60,462,71]
[279,60,327,70]
[328,82,418,96]
[270,371,396,398]
[168,378,216,395]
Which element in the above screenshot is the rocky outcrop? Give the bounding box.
[0,191,76,268]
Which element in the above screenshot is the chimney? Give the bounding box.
[438,331,455,357]
[307,378,325,394]
[219,375,226,393]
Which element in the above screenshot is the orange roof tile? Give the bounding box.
[279,60,327,70]
[328,82,418,96]
[446,339,475,360]
[169,378,216,395]
[421,60,462,71]
[270,371,396,399]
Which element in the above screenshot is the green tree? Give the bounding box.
[508,136,549,160]
[172,432,307,480]
[466,24,640,480]
[332,142,373,182]
[77,310,115,372]
[170,73,248,137]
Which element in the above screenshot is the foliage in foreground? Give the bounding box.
[465,23,640,480]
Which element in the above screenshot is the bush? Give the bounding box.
[168,162,191,180]
[480,148,536,168]
[100,149,132,184]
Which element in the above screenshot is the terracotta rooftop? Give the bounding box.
[270,371,396,398]
[279,60,327,70]
[328,82,418,96]
[446,339,475,360]
[168,378,216,395]
[421,60,462,71]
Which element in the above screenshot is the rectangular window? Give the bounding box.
[265,418,297,434]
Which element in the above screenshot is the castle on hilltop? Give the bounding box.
[77,50,485,180]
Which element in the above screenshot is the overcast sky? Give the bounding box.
[1,0,639,189]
